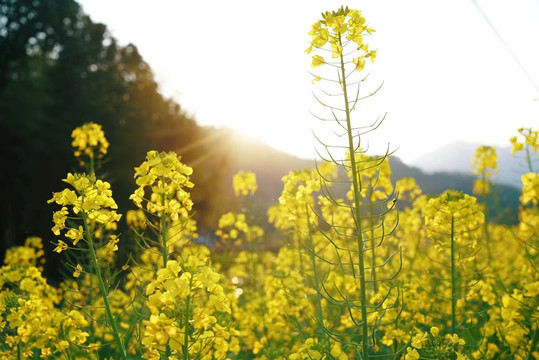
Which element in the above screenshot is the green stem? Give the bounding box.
[339,34,370,360]
[87,159,97,344]
[249,241,256,287]
[60,324,74,360]
[525,325,539,360]
[306,204,326,339]
[450,215,457,334]
[88,159,96,341]
[160,193,172,357]
[90,155,95,174]
[123,302,146,357]
[296,227,305,274]
[183,276,193,360]
[409,235,422,272]
[369,188,377,293]
[83,212,128,360]
[245,193,252,223]
[161,194,169,268]
[482,172,492,263]
[246,195,257,287]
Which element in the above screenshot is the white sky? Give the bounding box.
[78,0,539,164]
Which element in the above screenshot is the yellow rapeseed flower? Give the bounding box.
[130,150,194,222]
[53,240,68,253]
[73,264,82,278]
[521,172,538,205]
[311,55,325,68]
[71,122,109,159]
[445,333,466,346]
[471,146,497,178]
[233,171,257,196]
[307,6,376,74]
[404,347,420,360]
[473,178,492,196]
[65,225,84,245]
[510,128,538,154]
[411,331,428,349]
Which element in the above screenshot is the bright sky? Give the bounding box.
[78,0,539,164]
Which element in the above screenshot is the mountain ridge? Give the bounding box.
[198,129,520,230]
[411,141,529,188]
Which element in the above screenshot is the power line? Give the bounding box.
[471,0,539,92]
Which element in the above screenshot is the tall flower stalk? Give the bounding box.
[306,7,401,359]
[471,145,497,262]
[48,173,127,359]
[423,191,484,334]
[129,151,238,359]
[130,150,195,267]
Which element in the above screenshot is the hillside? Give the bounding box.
[412,141,531,188]
[193,130,521,231]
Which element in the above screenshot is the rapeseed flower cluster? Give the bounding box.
[131,150,194,222]
[0,238,90,358]
[306,6,376,73]
[404,329,468,359]
[215,212,263,249]
[510,128,539,154]
[472,146,497,196]
[141,254,238,359]
[71,122,109,159]
[48,172,122,254]
[233,171,258,197]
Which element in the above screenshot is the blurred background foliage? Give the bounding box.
[0,0,520,280]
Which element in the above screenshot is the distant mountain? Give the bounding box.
[389,156,519,224]
[197,131,520,231]
[411,141,532,188]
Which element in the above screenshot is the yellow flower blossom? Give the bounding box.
[308,6,376,73]
[53,240,68,253]
[411,331,428,349]
[353,56,365,71]
[330,344,348,360]
[445,333,466,346]
[471,146,497,178]
[233,171,257,196]
[71,122,109,159]
[521,172,538,205]
[311,55,325,68]
[404,347,420,360]
[73,264,82,278]
[65,225,84,245]
[473,178,492,196]
[510,127,538,154]
[130,150,194,222]
[51,207,69,235]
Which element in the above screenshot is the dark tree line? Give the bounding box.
[0,0,236,275]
